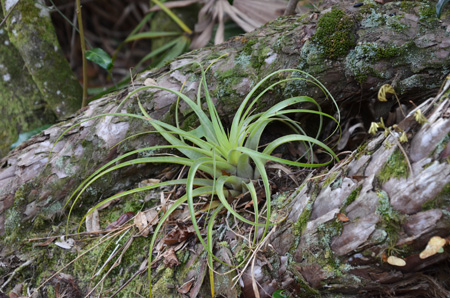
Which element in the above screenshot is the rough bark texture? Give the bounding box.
[0,0,82,157]
[0,1,449,297]
[0,8,57,158]
[265,91,450,297]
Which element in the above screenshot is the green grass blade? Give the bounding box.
[437,0,449,17]
[215,176,267,227]
[148,186,213,298]
[155,35,189,68]
[186,158,215,250]
[207,203,225,297]
[262,134,336,160]
[66,155,197,232]
[125,31,181,42]
[235,145,335,169]
[251,156,272,242]
[230,70,340,144]
[124,84,224,154]
[134,37,181,69]
[137,99,208,160]
[199,63,229,148]
[243,181,260,249]
[151,0,193,34]
[64,142,219,214]
[76,178,214,232]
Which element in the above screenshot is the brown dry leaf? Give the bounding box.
[138,259,148,271]
[198,200,221,213]
[243,199,255,209]
[33,236,57,247]
[387,256,406,266]
[178,278,195,294]
[143,78,158,87]
[105,212,134,231]
[8,283,23,298]
[145,209,159,226]
[134,211,150,237]
[351,175,367,182]
[267,163,299,186]
[336,213,349,222]
[85,208,101,233]
[186,225,196,234]
[164,224,195,245]
[160,191,167,213]
[155,239,165,254]
[138,178,160,187]
[163,247,181,268]
[420,236,446,259]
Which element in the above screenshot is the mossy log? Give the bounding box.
[0,1,449,297]
[0,0,82,157]
[0,8,57,158]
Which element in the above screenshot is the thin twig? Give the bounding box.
[250,254,261,298]
[0,257,34,290]
[31,228,129,295]
[232,226,277,288]
[85,235,134,297]
[76,0,88,107]
[388,130,416,189]
[27,224,134,242]
[0,0,20,27]
[109,266,148,298]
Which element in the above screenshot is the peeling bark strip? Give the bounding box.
[0,1,449,296]
[267,92,450,297]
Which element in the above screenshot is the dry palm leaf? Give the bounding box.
[151,0,287,49]
[192,0,286,48]
[233,0,287,25]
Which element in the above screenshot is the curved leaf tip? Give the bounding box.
[436,0,449,18]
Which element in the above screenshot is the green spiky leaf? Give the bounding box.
[125,31,181,42]
[52,57,342,298]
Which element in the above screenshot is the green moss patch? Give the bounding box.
[342,186,362,210]
[313,8,356,59]
[422,182,450,211]
[293,201,314,236]
[376,190,405,255]
[377,149,409,183]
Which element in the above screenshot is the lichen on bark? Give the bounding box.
[0,9,56,157]
[1,0,82,119]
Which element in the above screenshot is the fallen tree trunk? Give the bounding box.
[0,1,449,297]
[261,90,450,297]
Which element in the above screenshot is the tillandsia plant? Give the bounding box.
[56,56,340,296]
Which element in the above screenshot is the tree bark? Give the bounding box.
[0,0,82,157]
[0,1,449,297]
[0,8,57,158]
